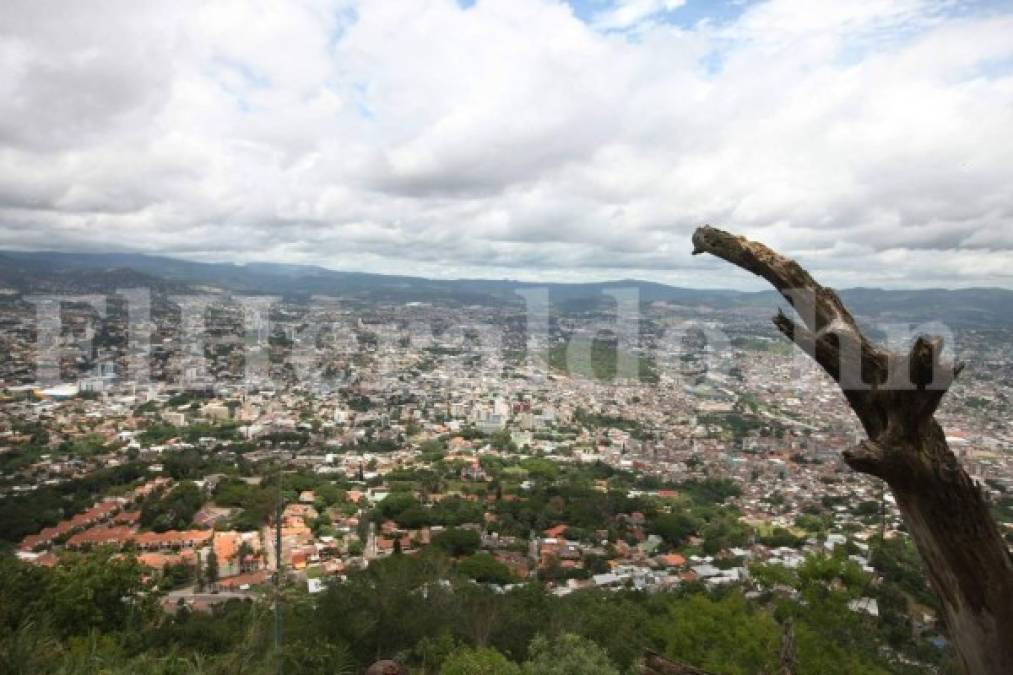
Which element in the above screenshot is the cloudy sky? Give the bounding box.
[1,0,1012,289]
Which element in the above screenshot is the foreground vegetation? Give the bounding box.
[1,540,957,675]
[0,428,958,674]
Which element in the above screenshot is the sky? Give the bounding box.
[1,0,1012,289]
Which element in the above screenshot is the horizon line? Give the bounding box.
[2,247,1012,294]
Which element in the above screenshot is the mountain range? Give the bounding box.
[1,250,1011,328]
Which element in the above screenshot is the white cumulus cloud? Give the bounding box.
[0,0,1011,289]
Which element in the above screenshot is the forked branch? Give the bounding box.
[692,226,886,383]
[692,225,963,453]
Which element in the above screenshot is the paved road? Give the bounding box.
[164,585,257,606]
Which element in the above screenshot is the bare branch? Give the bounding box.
[842,440,888,476]
[693,226,857,331]
[693,226,888,387]
[692,226,970,436]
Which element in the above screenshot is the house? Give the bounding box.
[544,524,568,539]
[137,551,191,570]
[849,597,880,617]
[216,570,268,590]
[213,531,240,577]
[65,525,135,549]
[691,563,721,578]
[193,507,230,528]
[19,499,123,551]
[284,503,318,522]
[113,511,141,526]
[134,529,213,551]
[593,572,622,587]
[376,534,413,554]
[658,553,687,568]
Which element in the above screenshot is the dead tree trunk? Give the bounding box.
[692,226,1013,674]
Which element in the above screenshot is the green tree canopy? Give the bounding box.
[458,553,513,585]
[441,646,520,675]
[432,528,481,557]
[522,633,619,675]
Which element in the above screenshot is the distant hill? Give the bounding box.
[0,253,186,294]
[1,250,1011,327]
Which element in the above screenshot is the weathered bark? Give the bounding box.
[692,226,1013,674]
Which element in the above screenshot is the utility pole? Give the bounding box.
[778,619,795,675]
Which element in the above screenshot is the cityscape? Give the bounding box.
[1,261,1010,672]
[2,0,1013,673]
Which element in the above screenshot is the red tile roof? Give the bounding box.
[19,500,124,550]
[214,532,239,562]
[544,524,568,538]
[66,525,136,548]
[133,529,213,549]
[137,552,185,570]
[659,553,687,567]
[217,570,268,589]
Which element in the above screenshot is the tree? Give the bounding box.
[749,562,799,591]
[315,482,342,506]
[140,481,204,532]
[280,641,356,674]
[758,527,805,549]
[522,633,619,675]
[378,492,422,522]
[693,225,1013,673]
[431,528,481,557]
[700,516,748,555]
[44,551,152,638]
[0,555,49,632]
[458,553,512,585]
[206,549,219,583]
[237,541,257,573]
[489,429,517,453]
[651,592,779,674]
[159,561,194,590]
[312,512,333,537]
[520,457,559,482]
[441,646,520,675]
[652,512,698,547]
